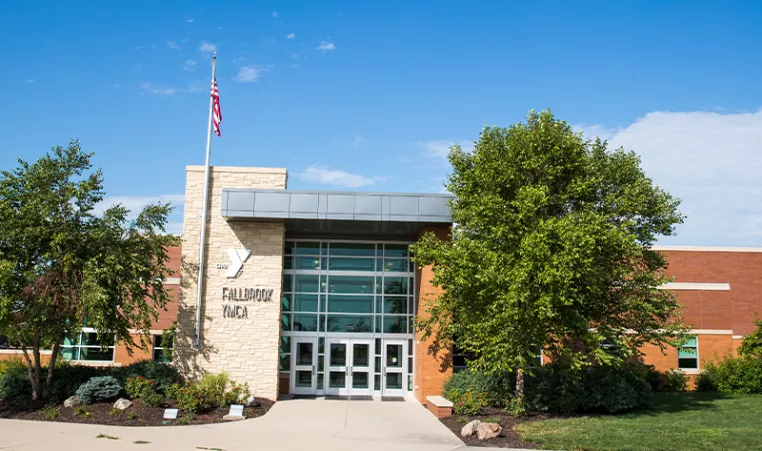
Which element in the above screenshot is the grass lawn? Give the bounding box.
[515,393,762,451]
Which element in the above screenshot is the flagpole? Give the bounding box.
[194,53,217,347]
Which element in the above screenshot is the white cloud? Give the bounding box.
[338,135,369,149]
[297,165,387,188]
[234,65,271,82]
[187,81,205,93]
[577,109,762,246]
[317,41,336,52]
[418,139,474,159]
[93,194,184,216]
[272,11,279,17]
[186,18,194,23]
[183,59,197,71]
[140,83,177,96]
[199,41,216,54]
[287,33,295,39]
[167,41,180,50]
[24,79,35,84]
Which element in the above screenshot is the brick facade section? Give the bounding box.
[414,226,453,404]
[176,166,287,401]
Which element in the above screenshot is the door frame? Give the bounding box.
[381,338,407,397]
[324,337,375,396]
[290,336,318,395]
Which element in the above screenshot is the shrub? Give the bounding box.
[443,369,515,407]
[167,383,203,413]
[112,360,183,394]
[126,410,139,420]
[639,365,688,392]
[446,388,488,415]
[224,381,250,406]
[48,364,102,402]
[141,389,164,407]
[195,373,230,408]
[0,364,32,405]
[698,355,762,394]
[75,376,123,404]
[73,406,90,417]
[125,376,156,399]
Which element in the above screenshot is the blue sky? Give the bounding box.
[2,1,761,245]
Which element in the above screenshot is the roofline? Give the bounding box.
[652,245,762,253]
[224,187,453,198]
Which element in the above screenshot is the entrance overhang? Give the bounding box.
[221,189,453,239]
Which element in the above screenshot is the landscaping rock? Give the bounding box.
[476,422,502,440]
[113,398,132,410]
[63,396,81,408]
[246,395,260,407]
[461,420,481,437]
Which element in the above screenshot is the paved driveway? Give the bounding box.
[0,398,506,451]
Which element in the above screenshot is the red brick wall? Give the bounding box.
[415,226,453,403]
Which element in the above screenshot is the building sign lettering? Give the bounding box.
[221,287,274,319]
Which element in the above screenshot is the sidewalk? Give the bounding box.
[0,398,542,451]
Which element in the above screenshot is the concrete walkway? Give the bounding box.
[0,398,536,451]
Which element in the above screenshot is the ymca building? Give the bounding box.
[2,164,761,403]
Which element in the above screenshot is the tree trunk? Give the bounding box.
[44,337,63,399]
[18,343,42,401]
[515,367,525,401]
[32,331,43,401]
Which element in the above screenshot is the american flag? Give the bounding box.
[211,78,221,136]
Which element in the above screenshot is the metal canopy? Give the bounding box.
[221,188,452,239]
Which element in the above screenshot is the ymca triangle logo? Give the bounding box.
[227,248,251,278]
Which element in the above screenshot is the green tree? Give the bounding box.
[738,317,762,358]
[412,110,687,402]
[0,141,179,400]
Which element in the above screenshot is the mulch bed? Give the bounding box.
[440,407,551,448]
[0,398,274,427]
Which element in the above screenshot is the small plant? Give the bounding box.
[126,410,139,420]
[177,416,190,425]
[184,412,197,421]
[141,389,165,407]
[446,389,488,415]
[75,376,122,404]
[125,376,155,399]
[74,406,90,418]
[167,383,203,413]
[505,397,527,417]
[96,433,119,440]
[107,407,122,416]
[134,441,151,445]
[223,381,250,405]
[41,404,61,420]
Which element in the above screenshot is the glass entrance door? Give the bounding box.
[325,338,374,396]
[291,337,317,395]
[382,339,406,396]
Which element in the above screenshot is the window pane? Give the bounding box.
[292,314,318,332]
[153,349,169,363]
[295,242,320,255]
[294,294,319,312]
[678,358,698,369]
[281,314,291,331]
[281,293,292,312]
[279,353,290,372]
[295,256,321,270]
[294,275,320,293]
[80,347,114,361]
[383,297,408,314]
[60,347,77,360]
[327,295,373,314]
[329,257,375,272]
[330,344,346,365]
[678,347,698,358]
[382,259,408,272]
[384,244,409,257]
[280,337,290,354]
[152,335,162,347]
[328,276,374,294]
[283,256,293,270]
[62,335,79,346]
[383,316,407,334]
[326,314,373,333]
[683,337,697,347]
[296,342,313,365]
[382,277,408,295]
[285,241,294,255]
[82,333,114,347]
[283,275,293,293]
[329,243,375,257]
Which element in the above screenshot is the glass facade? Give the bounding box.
[281,240,416,396]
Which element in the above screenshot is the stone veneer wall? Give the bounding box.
[176,165,287,401]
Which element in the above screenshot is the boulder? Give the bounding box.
[113,398,133,410]
[476,422,502,440]
[461,419,481,437]
[246,395,260,407]
[63,396,81,408]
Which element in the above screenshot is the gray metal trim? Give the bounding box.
[221,188,452,223]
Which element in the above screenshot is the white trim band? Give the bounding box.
[164,277,181,285]
[652,245,762,253]
[733,335,744,339]
[690,329,733,335]
[659,282,730,291]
